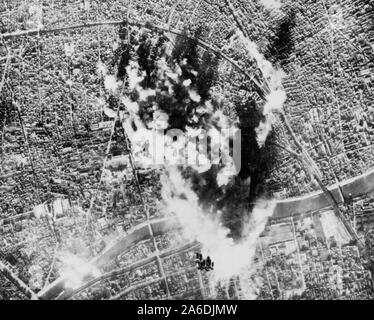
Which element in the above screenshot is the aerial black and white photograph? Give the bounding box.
[0,0,373,305]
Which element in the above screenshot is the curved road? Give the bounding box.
[36,166,374,299]
[1,19,269,97]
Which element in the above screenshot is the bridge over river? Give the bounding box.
[273,168,374,219]
[37,167,374,299]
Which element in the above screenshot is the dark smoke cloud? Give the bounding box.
[110,23,278,240]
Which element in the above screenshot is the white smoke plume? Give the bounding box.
[236,30,287,147]
[260,0,282,11]
[255,115,273,148]
[97,61,122,94]
[96,61,108,77]
[113,36,276,298]
[104,75,120,93]
[161,167,275,296]
[26,2,44,29]
[125,61,146,91]
[117,55,239,187]
[57,252,101,290]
